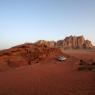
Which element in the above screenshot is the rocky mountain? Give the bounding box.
[56,36,93,49]
[0,43,63,71]
[35,36,93,49]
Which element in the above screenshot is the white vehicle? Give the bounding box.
[57,56,67,61]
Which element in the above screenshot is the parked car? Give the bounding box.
[57,56,67,61]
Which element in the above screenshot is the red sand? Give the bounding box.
[63,49,95,60]
[0,50,95,95]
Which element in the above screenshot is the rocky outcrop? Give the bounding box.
[34,36,93,49]
[35,40,56,48]
[56,36,93,49]
[83,40,93,49]
[0,43,63,69]
[35,36,93,49]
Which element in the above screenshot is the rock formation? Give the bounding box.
[35,40,56,48]
[35,36,93,49]
[0,43,63,69]
[83,40,93,49]
[56,36,93,49]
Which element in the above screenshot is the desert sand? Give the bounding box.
[0,49,95,95]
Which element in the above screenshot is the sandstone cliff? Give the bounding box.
[56,36,93,49]
[35,40,56,48]
[35,36,93,49]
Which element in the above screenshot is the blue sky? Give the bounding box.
[0,0,95,49]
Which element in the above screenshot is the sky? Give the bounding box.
[0,0,95,49]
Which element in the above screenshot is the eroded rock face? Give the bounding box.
[83,40,93,49]
[35,40,56,48]
[0,43,63,69]
[56,36,93,49]
[34,36,93,49]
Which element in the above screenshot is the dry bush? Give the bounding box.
[79,60,86,65]
[78,59,95,71]
[78,66,87,71]
[91,61,95,65]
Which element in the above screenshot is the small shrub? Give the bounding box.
[78,66,87,71]
[87,67,93,71]
[91,62,95,65]
[79,62,84,65]
[36,61,39,63]
[79,60,86,65]
[80,59,83,62]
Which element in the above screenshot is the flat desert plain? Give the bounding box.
[0,49,95,95]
